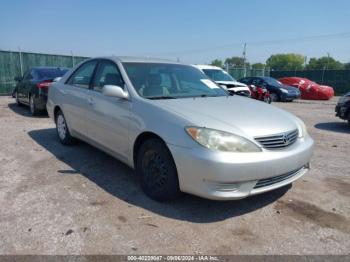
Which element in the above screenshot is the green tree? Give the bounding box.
[210,59,223,67]
[306,57,344,70]
[266,53,305,70]
[251,63,265,69]
[224,56,249,67]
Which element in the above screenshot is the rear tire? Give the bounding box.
[55,110,75,145]
[136,138,181,201]
[347,112,350,127]
[270,92,279,102]
[29,95,39,116]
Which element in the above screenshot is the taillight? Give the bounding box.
[37,80,52,89]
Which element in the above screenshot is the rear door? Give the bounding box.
[62,60,98,137]
[17,70,34,103]
[86,59,131,161]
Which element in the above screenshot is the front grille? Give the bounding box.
[254,129,298,149]
[253,167,304,189]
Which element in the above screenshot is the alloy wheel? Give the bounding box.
[57,114,67,141]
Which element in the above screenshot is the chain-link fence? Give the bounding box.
[270,69,350,95]
[226,67,270,80]
[0,50,88,95]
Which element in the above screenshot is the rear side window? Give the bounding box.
[36,68,68,80]
[92,61,124,92]
[67,61,97,89]
[23,70,34,80]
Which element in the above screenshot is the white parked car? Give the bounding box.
[193,65,251,97]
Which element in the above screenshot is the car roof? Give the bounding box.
[96,56,180,64]
[193,64,223,70]
[31,66,69,70]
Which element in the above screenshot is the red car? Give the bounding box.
[248,84,271,104]
[279,77,334,100]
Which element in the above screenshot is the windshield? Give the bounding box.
[123,63,228,99]
[202,69,236,82]
[264,77,283,87]
[36,68,69,79]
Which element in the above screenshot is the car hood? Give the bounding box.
[281,85,300,92]
[155,96,299,138]
[215,80,248,87]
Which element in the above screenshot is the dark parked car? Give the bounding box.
[13,67,69,115]
[335,92,350,125]
[239,76,301,102]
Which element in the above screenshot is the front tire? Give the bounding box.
[15,91,22,106]
[264,96,272,104]
[136,138,181,201]
[347,112,350,127]
[270,92,279,102]
[55,110,75,145]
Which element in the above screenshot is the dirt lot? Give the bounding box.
[0,96,349,255]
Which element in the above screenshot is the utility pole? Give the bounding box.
[71,51,75,67]
[18,46,23,76]
[326,52,330,70]
[242,43,247,77]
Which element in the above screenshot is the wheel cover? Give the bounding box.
[142,151,167,191]
[57,115,67,140]
[30,96,35,113]
[271,93,278,101]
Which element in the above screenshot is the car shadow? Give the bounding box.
[314,122,350,134]
[8,102,48,118]
[28,128,291,223]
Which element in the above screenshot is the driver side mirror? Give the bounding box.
[14,76,22,82]
[102,85,129,99]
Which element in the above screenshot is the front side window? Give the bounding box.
[92,61,124,92]
[123,63,227,99]
[252,79,262,86]
[202,69,236,82]
[67,60,97,89]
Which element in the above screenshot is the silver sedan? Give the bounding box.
[47,57,314,201]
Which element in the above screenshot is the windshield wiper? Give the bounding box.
[147,96,177,100]
[197,94,218,98]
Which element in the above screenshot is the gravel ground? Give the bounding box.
[0,96,349,255]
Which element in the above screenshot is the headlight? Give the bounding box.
[185,127,261,152]
[295,117,308,138]
[279,88,289,94]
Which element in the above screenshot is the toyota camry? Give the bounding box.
[47,57,314,201]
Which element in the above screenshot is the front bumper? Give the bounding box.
[282,92,300,101]
[168,136,314,200]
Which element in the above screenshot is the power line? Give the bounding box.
[154,32,350,56]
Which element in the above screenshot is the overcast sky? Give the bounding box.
[1,0,350,64]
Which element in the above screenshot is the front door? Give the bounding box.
[86,60,131,161]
